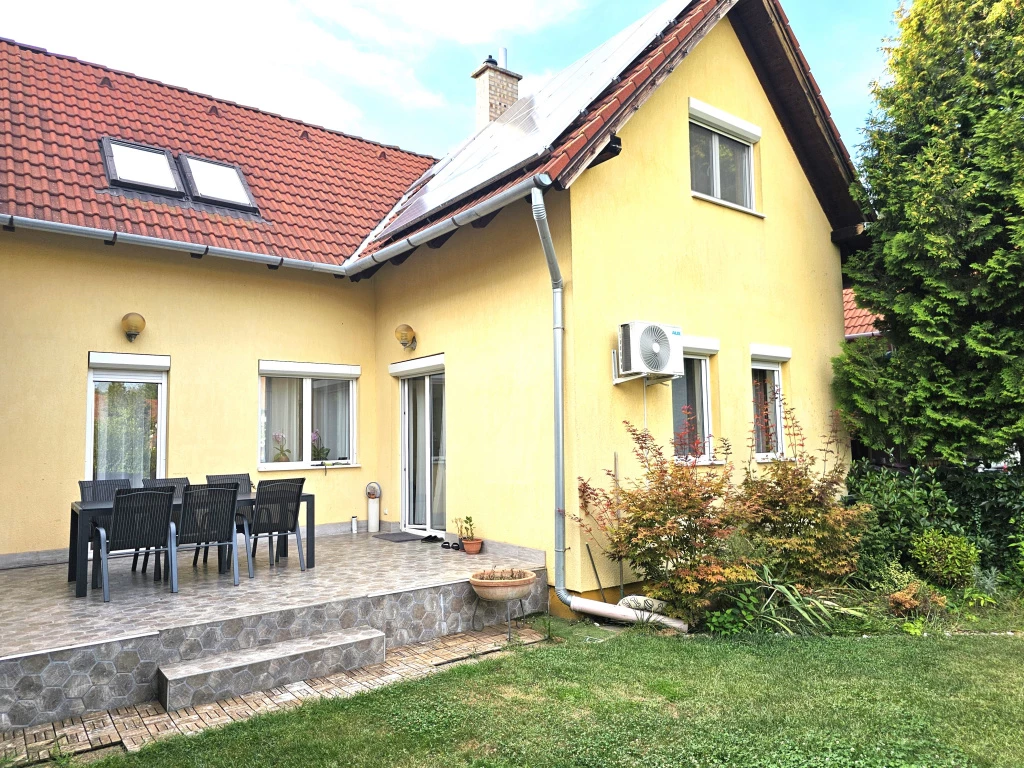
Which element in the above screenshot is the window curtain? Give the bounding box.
[93,381,158,482]
[312,379,351,461]
[262,377,302,463]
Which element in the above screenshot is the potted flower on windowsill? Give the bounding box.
[311,430,331,463]
[272,432,291,462]
[469,568,537,602]
[454,516,483,554]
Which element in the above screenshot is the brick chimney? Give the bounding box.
[471,48,522,129]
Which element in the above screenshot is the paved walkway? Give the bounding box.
[0,625,546,765]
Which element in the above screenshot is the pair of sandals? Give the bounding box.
[441,541,462,551]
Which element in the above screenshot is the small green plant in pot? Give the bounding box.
[455,516,483,554]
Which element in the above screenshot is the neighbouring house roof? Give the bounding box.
[353,0,866,276]
[0,38,435,267]
[844,288,882,339]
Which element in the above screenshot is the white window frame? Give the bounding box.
[751,359,785,462]
[673,354,715,464]
[85,367,168,482]
[688,99,761,216]
[257,360,360,471]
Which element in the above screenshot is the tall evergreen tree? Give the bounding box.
[834,0,1024,462]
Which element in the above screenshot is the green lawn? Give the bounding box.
[89,621,1024,768]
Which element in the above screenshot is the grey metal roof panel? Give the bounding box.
[375,0,691,241]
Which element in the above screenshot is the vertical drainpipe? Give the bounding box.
[529,188,689,631]
[530,188,572,606]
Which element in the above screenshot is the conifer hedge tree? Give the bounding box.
[834,0,1024,462]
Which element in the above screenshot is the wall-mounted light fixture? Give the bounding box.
[121,312,146,343]
[394,324,417,351]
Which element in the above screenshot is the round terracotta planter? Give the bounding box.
[461,538,483,555]
[469,569,537,602]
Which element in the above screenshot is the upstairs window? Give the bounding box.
[690,123,752,208]
[179,155,259,212]
[101,138,185,196]
[688,98,761,213]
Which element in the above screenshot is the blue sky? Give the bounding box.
[3,1,899,160]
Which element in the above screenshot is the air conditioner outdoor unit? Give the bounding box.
[618,321,685,377]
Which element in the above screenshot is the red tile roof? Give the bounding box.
[844,288,882,338]
[0,38,435,266]
[359,0,863,270]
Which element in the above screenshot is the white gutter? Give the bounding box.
[1,213,349,276]
[844,331,881,340]
[343,174,553,278]
[529,187,688,634]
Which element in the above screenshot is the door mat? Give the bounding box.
[373,532,422,543]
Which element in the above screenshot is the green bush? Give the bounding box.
[910,529,980,587]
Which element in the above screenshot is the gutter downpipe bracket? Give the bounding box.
[530,187,687,633]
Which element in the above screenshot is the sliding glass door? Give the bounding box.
[401,373,445,535]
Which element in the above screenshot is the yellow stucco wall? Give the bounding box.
[0,231,378,556]
[566,17,846,591]
[370,192,574,558]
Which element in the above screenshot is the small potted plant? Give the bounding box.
[311,430,331,462]
[469,568,537,602]
[454,516,483,554]
[272,432,291,462]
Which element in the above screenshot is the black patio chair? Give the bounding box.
[79,479,131,589]
[138,477,190,574]
[93,487,177,602]
[245,479,306,573]
[202,474,255,566]
[176,483,246,586]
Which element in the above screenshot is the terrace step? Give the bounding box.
[157,626,385,711]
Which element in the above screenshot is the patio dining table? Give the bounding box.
[67,491,316,598]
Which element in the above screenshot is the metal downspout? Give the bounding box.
[529,188,688,632]
[530,188,572,607]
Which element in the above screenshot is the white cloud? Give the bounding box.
[298,0,586,48]
[1,0,590,151]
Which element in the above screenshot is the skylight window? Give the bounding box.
[101,138,184,195]
[179,155,258,212]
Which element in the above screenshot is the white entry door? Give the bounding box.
[401,372,446,535]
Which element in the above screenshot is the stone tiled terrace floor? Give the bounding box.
[0,533,546,659]
[0,625,547,765]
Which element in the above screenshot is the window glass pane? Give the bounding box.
[689,123,714,197]
[672,358,708,457]
[718,134,751,207]
[93,380,159,483]
[408,378,427,527]
[752,368,781,454]
[312,379,351,462]
[185,157,253,205]
[430,374,446,532]
[110,142,177,190]
[261,377,303,463]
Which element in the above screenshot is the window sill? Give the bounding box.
[754,454,791,464]
[691,191,766,219]
[258,462,360,472]
[674,456,726,466]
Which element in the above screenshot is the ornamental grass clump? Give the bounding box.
[577,422,745,623]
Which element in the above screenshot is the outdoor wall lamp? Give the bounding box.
[121,312,146,343]
[394,324,417,351]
